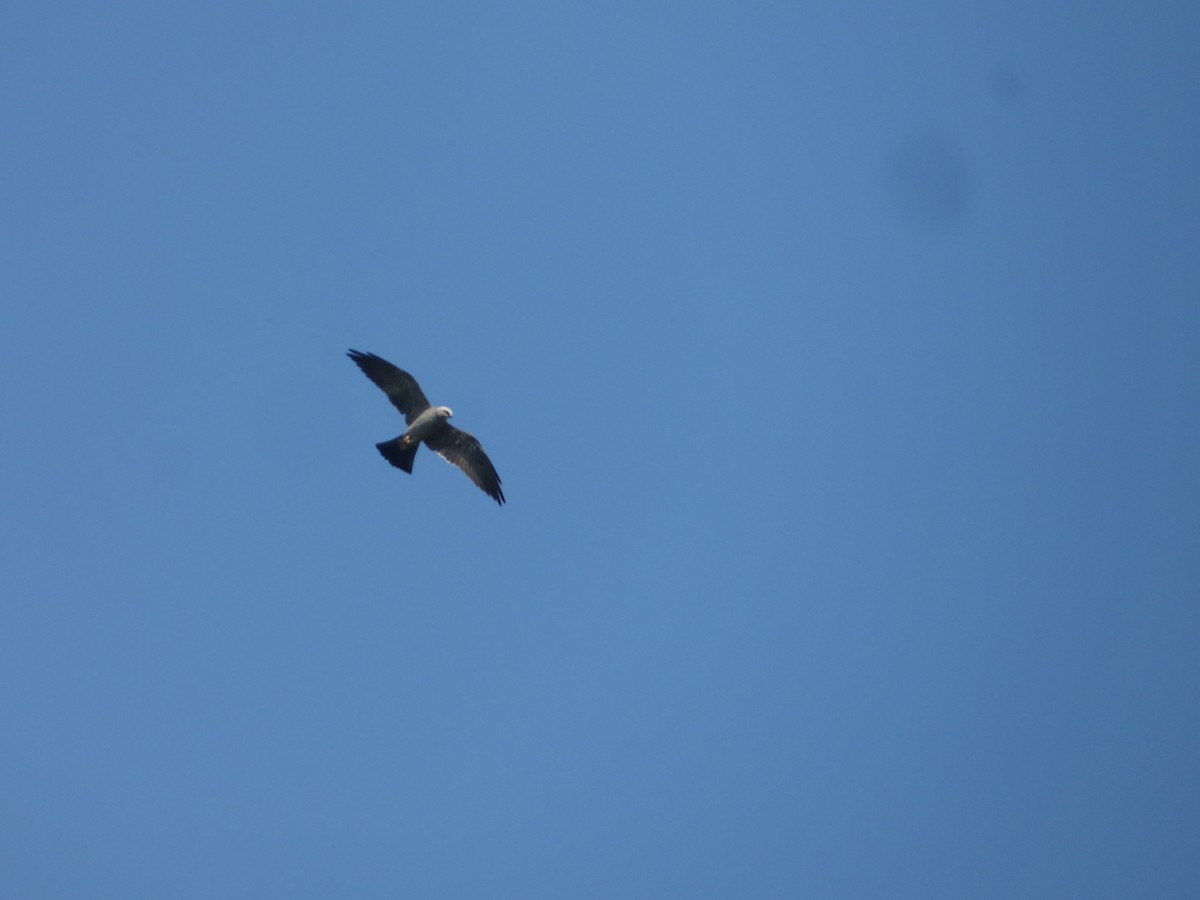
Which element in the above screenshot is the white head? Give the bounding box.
[435,406,453,420]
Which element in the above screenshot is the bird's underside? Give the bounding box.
[347,349,505,505]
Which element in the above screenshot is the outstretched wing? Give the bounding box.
[424,424,505,506]
[346,349,431,424]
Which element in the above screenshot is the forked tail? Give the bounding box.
[375,438,419,473]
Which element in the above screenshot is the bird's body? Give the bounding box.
[347,350,505,505]
[399,405,454,449]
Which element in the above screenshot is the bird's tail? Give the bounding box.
[375,438,419,473]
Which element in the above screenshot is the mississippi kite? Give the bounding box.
[347,349,505,506]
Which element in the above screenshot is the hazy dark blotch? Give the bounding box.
[884,132,972,232]
[990,63,1026,106]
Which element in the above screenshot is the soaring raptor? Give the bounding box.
[347,349,505,505]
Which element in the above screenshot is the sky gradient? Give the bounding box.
[4,3,1199,897]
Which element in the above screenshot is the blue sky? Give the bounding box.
[4,2,1199,897]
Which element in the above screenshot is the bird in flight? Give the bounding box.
[347,349,505,505]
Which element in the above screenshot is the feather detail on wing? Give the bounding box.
[424,424,505,506]
[346,349,431,424]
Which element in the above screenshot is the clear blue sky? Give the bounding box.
[4,3,1198,897]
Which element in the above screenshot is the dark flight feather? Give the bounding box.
[346,349,431,425]
[424,425,506,506]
